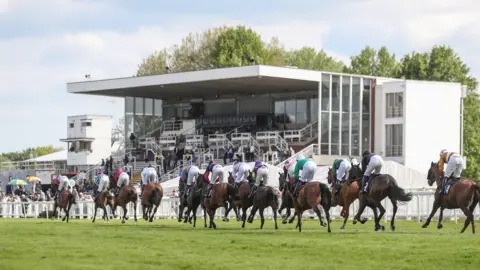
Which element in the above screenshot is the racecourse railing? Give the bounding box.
[1,190,479,222]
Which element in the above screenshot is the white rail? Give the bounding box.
[283,121,318,143]
[276,144,318,168]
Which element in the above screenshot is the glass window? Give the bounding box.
[154,99,163,116]
[144,115,155,137]
[331,112,340,155]
[320,112,329,154]
[296,99,307,124]
[352,77,361,112]
[275,101,285,114]
[321,74,330,112]
[285,100,296,123]
[363,79,371,114]
[362,113,370,152]
[152,116,163,138]
[134,115,145,136]
[331,75,340,112]
[386,93,404,118]
[135,98,143,115]
[386,124,403,157]
[144,98,153,115]
[342,76,350,112]
[126,97,134,114]
[125,114,134,138]
[310,98,318,123]
[351,112,360,156]
[341,112,350,155]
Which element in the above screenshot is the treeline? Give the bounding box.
[136,25,480,179]
[0,145,63,163]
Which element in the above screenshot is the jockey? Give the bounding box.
[141,165,158,196]
[361,150,384,193]
[292,155,316,198]
[205,160,224,198]
[331,158,352,193]
[114,169,130,197]
[55,175,69,202]
[94,174,110,202]
[182,165,200,199]
[249,160,269,199]
[232,154,250,190]
[283,159,297,183]
[438,149,464,195]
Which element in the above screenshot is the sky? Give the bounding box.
[1,0,479,154]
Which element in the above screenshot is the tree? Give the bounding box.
[211,25,266,67]
[346,46,400,77]
[0,145,63,162]
[285,47,345,72]
[136,49,170,77]
[263,37,286,67]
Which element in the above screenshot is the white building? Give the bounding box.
[60,115,113,170]
[66,65,466,187]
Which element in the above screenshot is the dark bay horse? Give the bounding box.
[226,171,251,226]
[327,164,363,229]
[202,177,237,229]
[92,190,114,223]
[422,162,480,233]
[113,184,138,224]
[52,189,77,223]
[278,171,297,225]
[288,181,332,232]
[141,183,163,222]
[181,176,204,228]
[247,185,279,229]
[352,172,412,231]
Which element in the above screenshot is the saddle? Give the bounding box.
[442,178,458,195]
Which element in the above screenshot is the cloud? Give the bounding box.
[1,0,480,153]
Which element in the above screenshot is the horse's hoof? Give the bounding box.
[375,225,380,231]
[320,222,327,227]
[421,224,428,228]
[352,220,357,225]
[361,218,368,224]
[437,224,443,230]
[223,218,229,222]
[288,219,294,224]
[381,226,385,231]
[282,220,287,224]
[122,220,125,224]
[327,229,331,233]
[391,225,396,231]
[178,219,182,223]
[340,225,345,230]
[236,217,241,222]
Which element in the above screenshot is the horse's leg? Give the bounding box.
[469,202,476,234]
[278,200,285,217]
[241,207,247,228]
[312,204,326,228]
[178,202,185,222]
[122,205,127,224]
[389,199,398,231]
[352,196,368,225]
[209,209,217,229]
[192,204,199,228]
[437,207,445,229]
[203,206,208,228]
[288,210,296,224]
[149,205,159,222]
[272,204,279,230]
[372,200,386,231]
[223,202,232,222]
[248,205,258,223]
[102,205,108,222]
[460,206,474,233]
[133,201,138,223]
[297,210,303,232]
[323,203,332,233]
[422,200,441,228]
[340,203,350,230]
[92,205,98,223]
[259,208,265,229]
[183,207,191,224]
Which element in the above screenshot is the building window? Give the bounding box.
[135,97,144,115]
[126,97,134,114]
[69,123,74,128]
[274,99,308,125]
[385,124,403,157]
[144,98,153,116]
[81,122,92,127]
[386,93,403,118]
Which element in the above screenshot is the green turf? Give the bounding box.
[0,217,479,270]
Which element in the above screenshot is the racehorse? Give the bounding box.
[352,172,413,231]
[422,162,480,233]
[247,185,279,230]
[181,174,206,228]
[92,189,114,223]
[288,181,332,233]
[327,164,363,229]
[278,171,297,225]
[201,174,237,229]
[112,184,138,224]
[227,171,252,228]
[141,183,163,222]
[52,188,77,223]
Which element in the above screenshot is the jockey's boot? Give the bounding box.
[114,187,120,197]
[206,184,214,198]
[440,177,448,195]
[293,182,302,198]
[184,185,192,199]
[361,176,369,194]
[248,185,258,200]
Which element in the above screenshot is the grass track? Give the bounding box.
[0,218,479,270]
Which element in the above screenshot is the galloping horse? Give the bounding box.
[112,185,138,224]
[141,183,163,222]
[327,164,363,229]
[287,180,332,233]
[92,189,114,223]
[278,172,297,225]
[181,174,206,228]
[227,171,253,228]
[352,172,412,231]
[247,185,279,230]
[201,175,237,229]
[422,162,480,233]
[52,188,77,223]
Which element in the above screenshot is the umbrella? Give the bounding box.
[8,179,29,186]
[25,176,40,183]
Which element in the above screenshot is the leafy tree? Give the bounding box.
[136,49,170,77]
[346,46,400,77]
[211,25,266,67]
[263,37,286,67]
[285,47,345,72]
[0,145,63,162]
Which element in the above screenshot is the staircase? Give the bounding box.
[70,161,103,183]
[283,121,318,145]
[231,132,262,160]
[276,143,319,169]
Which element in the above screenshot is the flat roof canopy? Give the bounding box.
[67,65,325,99]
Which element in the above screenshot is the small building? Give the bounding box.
[60,115,113,171]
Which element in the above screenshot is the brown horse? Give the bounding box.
[422,162,480,233]
[226,171,253,227]
[201,175,237,229]
[52,189,77,223]
[278,171,298,225]
[352,172,412,231]
[247,185,279,229]
[92,190,114,223]
[289,181,332,232]
[112,184,138,224]
[327,164,363,229]
[182,175,204,228]
[141,183,163,222]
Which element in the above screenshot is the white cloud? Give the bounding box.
[2,0,480,153]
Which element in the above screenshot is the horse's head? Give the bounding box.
[327,167,334,184]
[227,171,234,185]
[427,162,441,186]
[278,172,287,191]
[196,173,206,189]
[349,164,363,180]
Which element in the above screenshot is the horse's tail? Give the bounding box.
[319,182,332,209]
[128,188,136,199]
[152,186,162,204]
[267,187,279,208]
[388,177,413,203]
